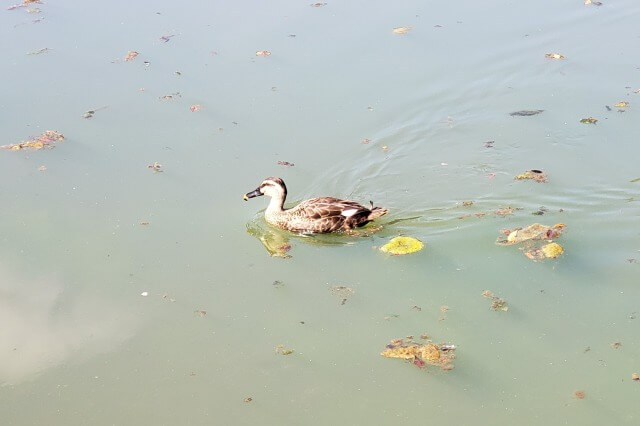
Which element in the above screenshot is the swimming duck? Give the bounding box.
[243,177,388,234]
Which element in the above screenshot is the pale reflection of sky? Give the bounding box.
[0,266,137,384]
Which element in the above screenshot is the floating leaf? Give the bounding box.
[580,117,598,124]
[632,373,639,381]
[255,50,271,57]
[190,104,201,112]
[310,2,327,6]
[380,236,424,255]
[545,53,565,60]
[392,26,412,35]
[515,169,547,183]
[584,0,603,5]
[614,101,629,108]
[541,242,564,258]
[124,50,139,61]
[275,345,294,355]
[630,177,640,183]
[381,337,455,371]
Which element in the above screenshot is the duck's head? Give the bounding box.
[243,177,287,201]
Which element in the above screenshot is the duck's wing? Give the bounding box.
[294,197,369,219]
[287,197,371,233]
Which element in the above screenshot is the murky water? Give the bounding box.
[2,1,640,424]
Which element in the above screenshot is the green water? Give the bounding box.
[1,1,639,424]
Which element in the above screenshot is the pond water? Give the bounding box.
[2,0,640,424]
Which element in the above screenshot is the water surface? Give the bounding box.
[1,1,640,424]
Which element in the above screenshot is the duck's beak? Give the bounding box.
[243,188,263,201]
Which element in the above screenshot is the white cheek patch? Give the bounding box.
[341,209,358,217]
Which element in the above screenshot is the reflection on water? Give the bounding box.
[0,266,137,384]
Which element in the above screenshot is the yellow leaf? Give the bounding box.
[541,242,564,258]
[545,53,566,60]
[614,101,629,108]
[380,236,424,255]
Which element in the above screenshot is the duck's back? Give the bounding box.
[270,197,385,233]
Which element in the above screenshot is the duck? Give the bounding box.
[243,177,388,234]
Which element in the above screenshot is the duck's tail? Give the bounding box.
[367,203,388,220]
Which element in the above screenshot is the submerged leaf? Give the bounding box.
[510,110,544,116]
[380,236,424,255]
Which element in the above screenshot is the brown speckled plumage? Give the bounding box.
[243,177,388,233]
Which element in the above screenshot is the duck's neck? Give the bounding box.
[265,194,285,215]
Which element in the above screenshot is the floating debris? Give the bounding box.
[277,160,294,167]
[380,236,424,255]
[2,130,64,151]
[160,34,175,43]
[525,242,564,261]
[27,47,50,55]
[159,92,181,100]
[584,0,603,5]
[329,285,354,305]
[439,305,449,321]
[310,2,327,6]
[275,345,294,355]
[611,342,622,349]
[194,310,207,317]
[484,140,495,148]
[82,106,108,119]
[532,206,548,216]
[580,117,598,124]
[510,110,544,116]
[243,397,253,403]
[515,169,547,183]
[482,290,508,311]
[124,50,139,61]
[574,390,586,400]
[381,336,456,371]
[190,104,201,112]
[498,223,565,261]
[632,373,639,381]
[392,26,412,35]
[38,165,47,172]
[147,162,163,172]
[255,50,271,57]
[497,223,565,245]
[545,53,565,60]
